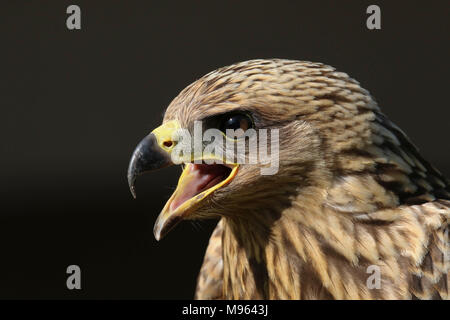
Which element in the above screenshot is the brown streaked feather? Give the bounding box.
[165,59,450,300]
[195,219,224,299]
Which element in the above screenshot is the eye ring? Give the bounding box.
[220,113,254,137]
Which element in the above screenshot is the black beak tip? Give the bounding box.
[128,179,137,199]
[127,153,139,199]
[127,133,173,200]
[127,169,137,199]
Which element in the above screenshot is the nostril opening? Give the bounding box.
[163,141,173,148]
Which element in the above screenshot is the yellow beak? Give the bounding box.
[127,120,239,240]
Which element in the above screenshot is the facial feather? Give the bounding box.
[146,59,450,299]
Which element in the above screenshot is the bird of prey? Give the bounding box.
[128,59,449,300]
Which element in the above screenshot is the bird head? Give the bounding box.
[128,59,380,240]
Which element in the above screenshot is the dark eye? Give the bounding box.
[221,113,253,133]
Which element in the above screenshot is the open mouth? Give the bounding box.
[126,120,242,240]
[170,164,233,212]
[153,162,239,240]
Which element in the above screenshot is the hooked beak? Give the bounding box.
[127,133,172,199]
[127,120,239,241]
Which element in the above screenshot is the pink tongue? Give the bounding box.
[169,164,229,212]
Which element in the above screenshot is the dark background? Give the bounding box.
[0,1,449,298]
